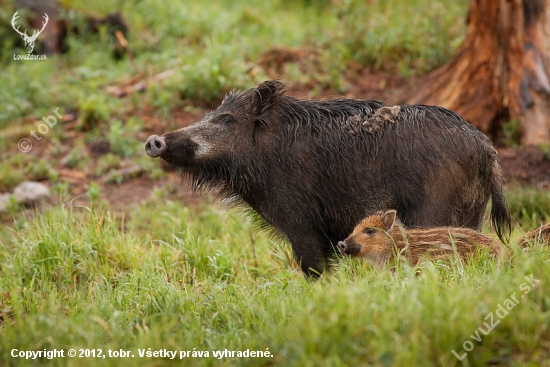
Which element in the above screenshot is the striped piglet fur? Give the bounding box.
[337,210,503,267]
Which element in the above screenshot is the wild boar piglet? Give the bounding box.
[338,210,503,266]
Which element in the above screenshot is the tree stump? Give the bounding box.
[402,0,550,145]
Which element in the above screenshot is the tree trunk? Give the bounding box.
[401,0,550,145]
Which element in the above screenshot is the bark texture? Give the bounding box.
[402,0,550,145]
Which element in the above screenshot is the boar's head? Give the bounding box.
[145,80,286,191]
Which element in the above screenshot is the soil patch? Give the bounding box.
[498,147,550,189]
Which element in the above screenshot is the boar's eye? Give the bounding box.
[364,228,376,235]
[218,115,235,125]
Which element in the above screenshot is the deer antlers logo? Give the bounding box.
[11,10,49,54]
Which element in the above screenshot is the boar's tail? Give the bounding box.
[490,159,511,244]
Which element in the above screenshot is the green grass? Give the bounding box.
[1,192,550,366]
[506,186,550,228]
[2,0,549,365]
[0,152,58,192]
[0,0,468,127]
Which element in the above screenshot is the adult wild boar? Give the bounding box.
[145,80,510,277]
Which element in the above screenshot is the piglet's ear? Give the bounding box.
[382,210,397,232]
[253,80,286,116]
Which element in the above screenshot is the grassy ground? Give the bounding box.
[2,0,550,366]
[1,189,550,366]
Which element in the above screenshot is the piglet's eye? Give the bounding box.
[365,228,376,235]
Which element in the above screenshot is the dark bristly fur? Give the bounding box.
[147,80,511,277]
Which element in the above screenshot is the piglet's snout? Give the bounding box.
[337,241,347,252]
[338,240,361,256]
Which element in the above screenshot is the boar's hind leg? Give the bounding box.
[410,162,490,230]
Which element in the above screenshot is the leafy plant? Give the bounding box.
[62,142,89,169]
[94,153,122,176]
[502,119,522,147]
[106,120,140,158]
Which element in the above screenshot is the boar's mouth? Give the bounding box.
[145,134,198,167]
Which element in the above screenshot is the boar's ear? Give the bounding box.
[253,80,286,116]
[381,210,397,232]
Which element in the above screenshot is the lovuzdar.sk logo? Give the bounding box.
[11,10,48,61]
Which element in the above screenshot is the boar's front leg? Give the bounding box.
[285,231,328,279]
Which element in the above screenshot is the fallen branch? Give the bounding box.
[105,68,177,97]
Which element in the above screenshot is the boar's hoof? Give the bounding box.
[145,135,166,158]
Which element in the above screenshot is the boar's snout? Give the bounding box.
[145,135,167,158]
